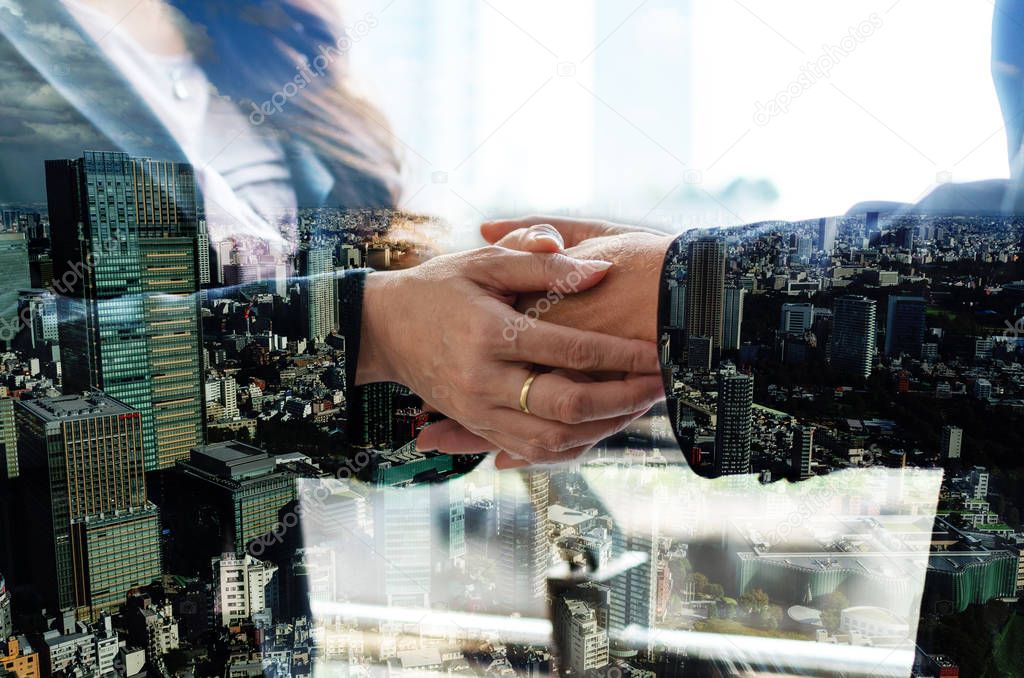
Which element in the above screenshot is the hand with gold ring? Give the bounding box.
[357,237,664,469]
[519,369,541,415]
[376,228,663,467]
[399,223,668,469]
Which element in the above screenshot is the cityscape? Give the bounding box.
[0,150,1022,677]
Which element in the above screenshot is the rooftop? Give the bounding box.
[17,393,135,422]
[548,505,598,528]
[181,441,281,482]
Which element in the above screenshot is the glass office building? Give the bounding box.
[45,151,204,471]
[15,393,161,621]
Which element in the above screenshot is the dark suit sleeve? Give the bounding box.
[337,268,372,395]
[656,234,686,454]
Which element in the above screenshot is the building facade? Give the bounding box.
[46,151,204,471]
[15,394,161,620]
[830,296,877,379]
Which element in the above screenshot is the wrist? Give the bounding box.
[355,271,399,385]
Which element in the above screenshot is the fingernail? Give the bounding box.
[582,259,613,271]
[532,234,563,248]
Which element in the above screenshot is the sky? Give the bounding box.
[0,0,1008,241]
[346,0,1006,238]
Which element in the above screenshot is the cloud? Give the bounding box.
[0,0,23,19]
[22,121,97,143]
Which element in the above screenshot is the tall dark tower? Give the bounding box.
[685,238,726,364]
[45,151,204,471]
[791,425,814,481]
[830,295,878,379]
[715,370,754,477]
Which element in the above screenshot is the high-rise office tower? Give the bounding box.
[818,217,838,253]
[298,241,336,343]
[46,151,204,471]
[685,239,726,358]
[372,485,432,607]
[352,382,397,451]
[780,303,814,335]
[885,296,926,358]
[794,236,812,263]
[496,470,550,615]
[609,525,657,632]
[196,219,212,286]
[715,371,754,477]
[16,394,161,621]
[0,398,15,580]
[722,286,745,351]
[0,397,16,482]
[830,296,877,379]
[940,425,963,461]
[791,425,814,481]
[0,233,30,349]
[668,282,686,329]
[170,442,297,568]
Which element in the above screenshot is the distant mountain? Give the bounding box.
[847,179,1012,217]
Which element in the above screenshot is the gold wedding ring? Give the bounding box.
[519,370,540,415]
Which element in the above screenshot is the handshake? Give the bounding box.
[355,216,675,470]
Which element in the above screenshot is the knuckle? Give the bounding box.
[556,388,591,424]
[479,244,504,257]
[534,428,573,452]
[563,336,600,370]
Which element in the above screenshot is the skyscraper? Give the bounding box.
[885,296,926,358]
[685,239,726,359]
[609,525,657,632]
[791,425,814,481]
[170,442,298,564]
[496,470,550,615]
[715,370,754,477]
[830,296,877,379]
[298,241,336,343]
[196,219,212,287]
[16,393,161,621]
[0,397,16,482]
[46,151,204,471]
[372,485,432,607]
[818,217,838,253]
[722,286,745,351]
[668,281,686,329]
[940,425,963,461]
[0,232,30,349]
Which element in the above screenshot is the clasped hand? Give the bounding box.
[355,218,671,469]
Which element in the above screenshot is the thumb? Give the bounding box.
[495,224,564,253]
[482,216,623,247]
[469,249,613,294]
